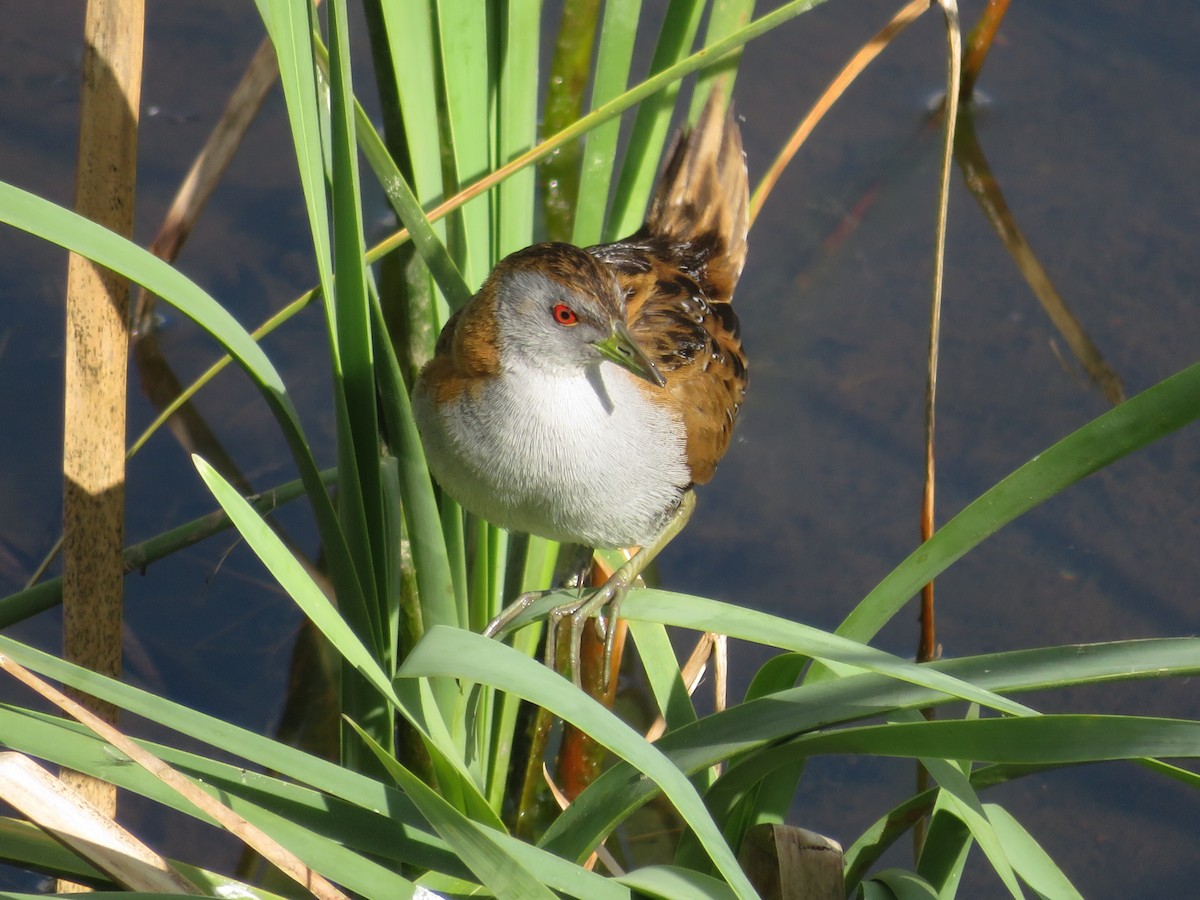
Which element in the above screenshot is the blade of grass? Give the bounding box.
[376,2,447,235]
[367,273,462,743]
[627,619,700,734]
[328,0,386,652]
[369,288,458,636]
[541,0,603,242]
[349,77,471,307]
[426,1,491,637]
[495,0,540,257]
[864,868,940,898]
[252,3,380,656]
[984,804,1084,899]
[435,0,494,290]
[0,818,106,890]
[324,0,398,768]
[487,535,556,808]
[687,0,756,120]
[605,0,706,240]
[0,656,349,900]
[571,0,642,246]
[910,795,975,893]
[374,0,452,353]
[401,627,762,898]
[261,0,333,290]
[0,182,367,653]
[827,357,1200,655]
[541,638,1200,859]
[618,866,739,900]
[918,754,1021,897]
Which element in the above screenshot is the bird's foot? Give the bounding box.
[482,546,593,640]
[481,557,626,689]
[484,491,698,691]
[545,569,632,689]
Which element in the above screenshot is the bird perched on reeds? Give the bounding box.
[413,93,749,681]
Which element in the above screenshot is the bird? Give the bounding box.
[412,92,749,682]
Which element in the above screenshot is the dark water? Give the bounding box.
[1,1,1198,895]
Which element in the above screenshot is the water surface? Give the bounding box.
[1,2,1197,895]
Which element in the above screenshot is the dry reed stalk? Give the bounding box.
[60,1,145,868]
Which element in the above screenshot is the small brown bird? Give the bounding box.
[413,94,749,678]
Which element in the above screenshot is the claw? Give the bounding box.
[482,588,543,639]
[544,574,630,689]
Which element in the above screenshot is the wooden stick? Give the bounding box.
[61,0,145,854]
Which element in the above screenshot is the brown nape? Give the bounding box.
[417,289,501,406]
[451,292,502,378]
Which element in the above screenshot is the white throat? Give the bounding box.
[415,356,690,548]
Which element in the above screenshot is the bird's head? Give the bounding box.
[482,242,665,386]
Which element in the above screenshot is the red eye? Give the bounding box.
[552,303,578,326]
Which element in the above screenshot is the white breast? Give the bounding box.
[413,360,690,548]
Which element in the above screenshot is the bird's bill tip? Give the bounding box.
[594,323,666,387]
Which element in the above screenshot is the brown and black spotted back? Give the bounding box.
[589,93,750,484]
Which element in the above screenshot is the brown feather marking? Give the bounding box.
[421,290,501,406]
[590,91,750,484]
[643,92,749,300]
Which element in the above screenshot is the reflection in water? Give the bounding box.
[954,104,1124,405]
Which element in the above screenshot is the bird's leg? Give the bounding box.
[547,490,697,688]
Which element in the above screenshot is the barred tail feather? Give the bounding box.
[644,91,750,300]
